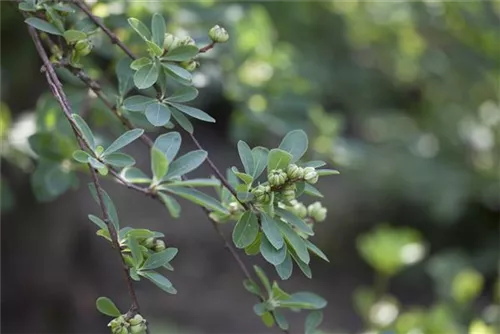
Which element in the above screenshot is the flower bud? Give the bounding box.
[307,201,327,222]
[95,145,104,156]
[251,184,271,203]
[180,60,198,72]
[128,314,144,326]
[130,323,147,334]
[291,202,307,218]
[286,164,304,180]
[163,33,180,50]
[75,39,92,56]
[179,36,196,46]
[154,239,166,252]
[143,237,155,249]
[228,201,240,213]
[282,189,295,202]
[268,169,288,187]
[303,167,319,184]
[208,25,229,43]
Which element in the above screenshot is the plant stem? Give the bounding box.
[27,24,142,317]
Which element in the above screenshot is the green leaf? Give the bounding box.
[260,236,287,265]
[279,292,327,310]
[261,213,284,249]
[254,303,268,317]
[128,236,143,267]
[272,282,291,300]
[254,265,272,295]
[305,311,323,334]
[134,62,159,90]
[267,148,293,172]
[88,184,120,230]
[102,129,144,156]
[244,232,262,256]
[302,160,326,168]
[165,187,229,215]
[162,63,192,83]
[317,169,340,176]
[237,140,254,175]
[72,150,91,164]
[145,102,171,126]
[151,13,166,47]
[102,153,136,167]
[19,2,36,12]
[154,132,181,162]
[88,214,107,230]
[237,191,254,202]
[25,17,62,35]
[275,252,293,280]
[232,211,259,249]
[251,147,269,180]
[126,229,156,239]
[304,183,323,198]
[166,86,199,103]
[63,29,87,43]
[164,178,220,188]
[142,248,178,270]
[89,157,106,170]
[243,279,262,296]
[163,45,199,61]
[128,17,151,41]
[168,102,215,123]
[130,57,152,70]
[122,95,156,112]
[147,40,163,57]
[289,250,312,278]
[53,3,75,13]
[276,208,314,236]
[261,312,274,327]
[274,311,289,331]
[72,114,95,150]
[157,192,181,218]
[141,271,177,294]
[116,58,134,96]
[305,240,329,262]
[120,167,151,184]
[151,147,169,182]
[231,167,253,185]
[95,297,121,317]
[171,108,193,133]
[279,129,308,163]
[164,150,207,180]
[276,219,310,264]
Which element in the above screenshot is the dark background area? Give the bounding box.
[1,1,499,333]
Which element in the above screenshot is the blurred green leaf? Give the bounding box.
[128,17,151,41]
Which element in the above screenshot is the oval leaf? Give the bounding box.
[122,95,156,112]
[279,129,308,163]
[233,211,259,249]
[154,132,181,162]
[102,152,136,167]
[164,150,207,180]
[151,13,166,47]
[128,17,151,41]
[134,62,159,90]
[165,187,229,215]
[267,148,292,172]
[261,213,284,249]
[25,17,62,35]
[169,102,215,123]
[96,297,121,317]
[102,129,144,156]
[163,45,199,61]
[145,102,171,127]
[167,86,199,103]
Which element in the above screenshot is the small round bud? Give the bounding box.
[130,323,147,334]
[154,239,166,252]
[291,202,307,218]
[128,314,144,326]
[180,60,198,72]
[251,184,271,203]
[268,169,288,187]
[75,39,92,56]
[143,237,155,249]
[228,201,240,213]
[307,201,327,222]
[286,164,304,180]
[95,145,104,156]
[303,167,319,184]
[179,36,196,46]
[163,33,180,50]
[282,189,295,202]
[116,327,128,334]
[208,25,229,43]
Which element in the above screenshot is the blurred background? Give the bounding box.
[1,1,499,333]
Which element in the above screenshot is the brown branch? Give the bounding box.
[27,24,141,317]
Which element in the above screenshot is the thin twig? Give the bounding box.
[27,24,141,317]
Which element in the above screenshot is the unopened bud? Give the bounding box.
[130,323,147,334]
[291,202,307,218]
[75,39,92,56]
[307,201,327,222]
[268,169,288,187]
[128,314,144,326]
[163,33,180,50]
[154,239,166,252]
[251,184,271,203]
[303,167,319,184]
[179,36,196,46]
[286,164,304,180]
[180,60,198,72]
[208,25,229,43]
[143,237,155,249]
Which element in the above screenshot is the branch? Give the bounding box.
[27,24,141,317]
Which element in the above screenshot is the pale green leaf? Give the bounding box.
[102,152,135,167]
[154,132,182,162]
[267,148,292,172]
[166,86,198,103]
[141,271,177,294]
[95,297,121,317]
[72,114,95,150]
[151,13,166,47]
[145,102,171,126]
[128,17,151,41]
[25,17,62,35]
[165,187,228,215]
[142,248,178,270]
[276,208,314,236]
[130,57,152,70]
[72,150,91,164]
[251,146,269,179]
[122,95,156,112]
[237,140,254,175]
[102,129,144,156]
[134,62,159,90]
[279,129,308,163]
[168,102,215,123]
[260,236,287,265]
[151,147,169,182]
[275,252,293,280]
[164,150,207,180]
[232,211,259,249]
[157,192,181,218]
[171,108,193,133]
[261,212,284,249]
[163,45,199,61]
[279,292,327,310]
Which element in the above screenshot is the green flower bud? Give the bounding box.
[128,314,144,326]
[268,169,288,187]
[286,164,304,180]
[307,201,327,222]
[95,145,104,156]
[130,323,147,334]
[114,327,128,334]
[180,60,198,72]
[208,25,229,43]
[251,184,271,203]
[163,33,180,50]
[179,36,196,46]
[123,254,135,267]
[75,39,92,56]
[282,189,295,202]
[291,202,307,218]
[303,167,319,184]
[154,239,166,252]
[228,201,241,213]
[143,237,155,249]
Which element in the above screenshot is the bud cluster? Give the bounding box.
[163,33,199,72]
[108,314,147,334]
[142,237,166,252]
[208,25,229,43]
